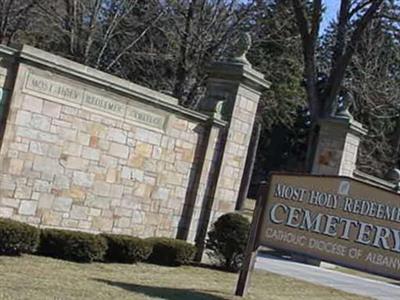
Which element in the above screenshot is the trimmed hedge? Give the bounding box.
[0,218,39,255]
[146,237,196,266]
[102,234,152,263]
[38,229,107,263]
[0,217,197,268]
[206,213,250,272]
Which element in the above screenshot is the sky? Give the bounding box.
[321,0,341,31]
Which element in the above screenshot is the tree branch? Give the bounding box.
[292,0,320,119]
[324,0,384,115]
[106,11,164,71]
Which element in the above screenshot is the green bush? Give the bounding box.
[0,218,39,255]
[206,213,250,272]
[38,229,107,263]
[102,234,152,263]
[146,237,196,266]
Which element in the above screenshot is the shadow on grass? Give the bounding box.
[94,279,230,300]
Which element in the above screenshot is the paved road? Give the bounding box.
[255,253,400,300]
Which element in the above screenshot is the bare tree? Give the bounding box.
[348,8,400,176]
[0,0,39,45]
[34,0,162,69]
[291,0,385,170]
[161,0,257,107]
[15,0,257,108]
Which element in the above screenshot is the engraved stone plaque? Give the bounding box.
[24,70,167,131]
[126,106,165,130]
[83,91,126,117]
[25,72,83,104]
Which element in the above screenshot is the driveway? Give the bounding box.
[255,253,400,300]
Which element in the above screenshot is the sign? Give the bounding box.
[25,72,83,104]
[23,71,166,130]
[83,91,125,117]
[126,106,165,130]
[236,173,400,296]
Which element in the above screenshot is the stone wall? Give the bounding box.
[0,45,268,242]
[0,45,226,239]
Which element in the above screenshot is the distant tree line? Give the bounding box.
[1,0,399,180]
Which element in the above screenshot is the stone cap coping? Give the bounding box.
[0,44,227,128]
[206,61,271,92]
[353,169,400,193]
[319,116,368,137]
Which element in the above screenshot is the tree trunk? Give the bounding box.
[304,121,320,173]
[174,0,196,102]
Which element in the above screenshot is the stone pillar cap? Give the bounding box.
[318,116,368,137]
[206,61,271,92]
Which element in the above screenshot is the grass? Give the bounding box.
[0,255,371,300]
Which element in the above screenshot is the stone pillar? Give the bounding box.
[312,117,367,177]
[190,60,269,259]
[199,61,270,224]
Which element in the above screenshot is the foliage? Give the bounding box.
[38,228,107,263]
[206,213,250,272]
[0,218,39,255]
[0,0,37,45]
[246,0,307,179]
[102,234,152,263]
[291,0,387,170]
[10,0,259,108]
[146,237,196,266]
[350,8,400,176]
[248,1,305,129]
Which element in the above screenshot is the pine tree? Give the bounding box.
[246,0,307,185]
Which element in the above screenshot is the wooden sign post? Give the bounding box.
[235,183,268,296]
[236,172,400,297]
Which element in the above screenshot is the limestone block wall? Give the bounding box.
[0,45,226,239]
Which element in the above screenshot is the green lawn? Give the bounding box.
[0,255,371,300]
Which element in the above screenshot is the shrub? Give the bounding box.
[0,218,39,255]
[38,229,107,263]
[102,234,152,263]
[206,213,250,272]
[146,237,196,266]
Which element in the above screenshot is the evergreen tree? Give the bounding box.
[246,0,307,185]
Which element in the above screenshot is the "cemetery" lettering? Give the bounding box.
[269,202,400,253]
